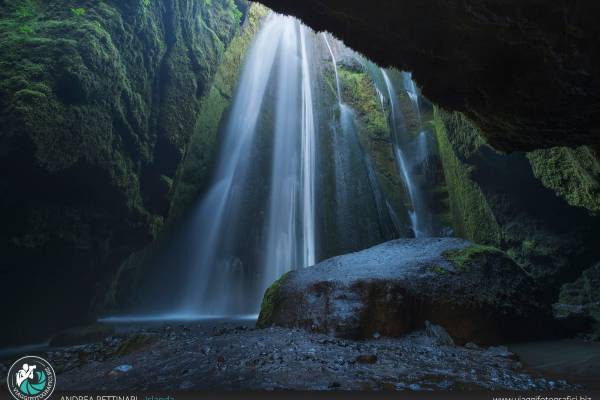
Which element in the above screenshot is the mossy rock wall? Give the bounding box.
[325,54,452,240]
[433,110,501,245]
[527,146,600,214]
[169,4,269,220]
[0,0,248,345]
[336,64,409,231]
[433,107,600,300]
[103,3,269,313]
[557,262,600,339]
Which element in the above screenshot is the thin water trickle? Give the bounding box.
[322,33,342,104]
[323,35,399,247]
[381,69,432,237]
[402,71,420,118]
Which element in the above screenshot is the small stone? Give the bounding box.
[488,346,518,360]
[409,383,421,391]
[425,320,455,346]
[179,380,194,390]
[355,354,378,364]
[216,356,225,363]
[373,332,381,339]
[113,364,133,373]
[465,342,479,349]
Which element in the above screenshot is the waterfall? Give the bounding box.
[261,19,301,289]
[402,71,429,167]
[381,69,432,238]
[323,34,399,249]
[180,14,287,314]
[322,33,342,103]
[178,14,320,315]
[299,26,317,268]
[402,71,420,118]
[118,14,413,320]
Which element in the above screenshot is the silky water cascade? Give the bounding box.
[106,13,444,321]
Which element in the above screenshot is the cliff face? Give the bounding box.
[0,0,248,345]
[103,4,270,314]
[433,109,600,306]
[256,0,600,152]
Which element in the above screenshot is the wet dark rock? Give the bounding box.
[112,365,133,373]
[115,334,156,356]
[556,262,600,340]
[487,346,518,361]
[425,321,455,346]
[355,354,378,364]
[256,0,600,151]
[433,109,600,307]
[258,238,552,345]
[49,324,115,347]
[553,304,595,338]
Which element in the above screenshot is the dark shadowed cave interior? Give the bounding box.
[1,0,599,395]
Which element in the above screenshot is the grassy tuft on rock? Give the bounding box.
[257,271,291,328]
[443,244,504,273]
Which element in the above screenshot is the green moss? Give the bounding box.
[332,64,412,230]
[430,264,448,275]
[527,146,600,214]
[70,7,86,16]
[559,263,600,306]
[433,108,501,245]
[338,66,388,138]
[257,271,291,328]
[443,244,504,273]
[558,263,600,339]
[0,0,250,336]
[115,334,154,356]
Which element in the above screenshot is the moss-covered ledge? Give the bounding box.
[443,244,505,273]
[257,271,292,328]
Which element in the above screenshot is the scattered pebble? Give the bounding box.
[113,364,133,373]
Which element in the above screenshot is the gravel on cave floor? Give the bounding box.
[30,322,575,391]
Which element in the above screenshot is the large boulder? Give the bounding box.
[257,238,552,345]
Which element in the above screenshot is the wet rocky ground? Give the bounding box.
[1,322,574,391]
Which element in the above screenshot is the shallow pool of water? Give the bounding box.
[508,339,600,388]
